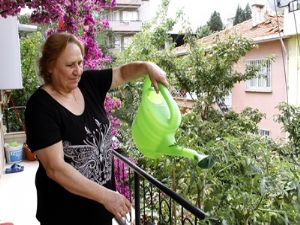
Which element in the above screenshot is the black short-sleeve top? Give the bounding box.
[25,69,115,224]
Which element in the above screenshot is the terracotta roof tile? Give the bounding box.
[175,15,284,55]
[201,15,283,45]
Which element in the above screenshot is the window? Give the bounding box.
[246,59,271,91]
[289,0,300,12]
[123,36,133,49]
[260,129,270,137]
[114,35,121,49]
[224,93,232,109]
[122,10,139,21]
[112,11,120,21]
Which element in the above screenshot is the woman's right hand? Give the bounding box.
[102,189,132,220]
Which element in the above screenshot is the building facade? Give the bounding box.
[175,2,299,141]
[105,0,151,51]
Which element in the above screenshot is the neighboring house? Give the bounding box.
[175,2,300,141]
[104,0,186,53]
[104,0,151,51]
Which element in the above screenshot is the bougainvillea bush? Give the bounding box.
[1,0,115,68]
[1,0,127,190]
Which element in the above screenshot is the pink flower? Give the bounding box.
[1,0,114,69]
[101,19,110,29]
[2,0,129,200]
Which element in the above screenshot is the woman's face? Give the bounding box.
[51,42,83,92]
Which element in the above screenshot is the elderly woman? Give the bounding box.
[25,32,168,225]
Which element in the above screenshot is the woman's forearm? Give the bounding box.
[111,61,168,90]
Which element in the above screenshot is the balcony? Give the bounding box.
[109,20,143,32]
[116,0,142,7]
[113,150,220,225]
[1,109,220,224]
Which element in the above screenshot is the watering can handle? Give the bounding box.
[144,76,181,127]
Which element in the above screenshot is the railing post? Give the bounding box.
[134,171,141,225]
[113,150,211,223]
[4,108,9,132]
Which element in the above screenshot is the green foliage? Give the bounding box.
[176,108,264,145]
[10,32,42,106]
[134,106,300,224]
[196,24,212,39]
[96,28,111,55]
[233,5,244,26]
[114,1,299,224]
[207,11,223,32]
[175,35,266,119]
[154,108,299,224]
[4,32,42,132]
[113,0,178,125]
[276,102,300,156]
[18,14,30,25]
[244,4,252,21]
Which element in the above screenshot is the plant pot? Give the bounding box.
[23,143,36,161]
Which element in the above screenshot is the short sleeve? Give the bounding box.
[25,90,62,152]
[79,69,112,104]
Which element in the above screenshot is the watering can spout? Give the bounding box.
[167,144,214,169]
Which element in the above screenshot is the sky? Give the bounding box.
[20,0,283,32]
[19,0,249,30]
[149,0,272,32]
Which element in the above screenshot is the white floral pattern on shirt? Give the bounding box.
[63,119,113,185]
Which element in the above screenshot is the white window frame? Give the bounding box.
[123,36,133,49]
[112,11,120,21]
[224,93,232,109]
[114,35,121,49]
[289,0,300,12]
[122,10,139,21]
[246,59,272,92]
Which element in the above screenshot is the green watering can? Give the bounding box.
[131,76,214,169]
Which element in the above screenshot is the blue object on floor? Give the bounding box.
[5,163,24,174]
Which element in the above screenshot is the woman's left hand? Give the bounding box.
[146,62,169,93]
[111,61,169,91]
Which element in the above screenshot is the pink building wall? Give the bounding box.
[232,40,287,141]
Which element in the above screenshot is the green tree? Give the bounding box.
[195,24,211,38]
[171,35,298,223]
[113,1,300,224]
[233,4,252,25]
[276,102,300,157]
[113,0,178,125]
[207,11,223,32]
[175,34,271,119]
[243,3,252,21]
[11,32,42,106]
[18,14,30,24]
[233,5,244,25]
[176,110,300,224]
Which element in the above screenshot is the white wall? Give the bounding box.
[0,16,23,90]
[284,7,300,36]
[0,16,24,174]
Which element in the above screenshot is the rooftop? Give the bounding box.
[175,15,284,55]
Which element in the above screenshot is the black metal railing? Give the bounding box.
[113,150,220,225]
[2,106,220,224]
